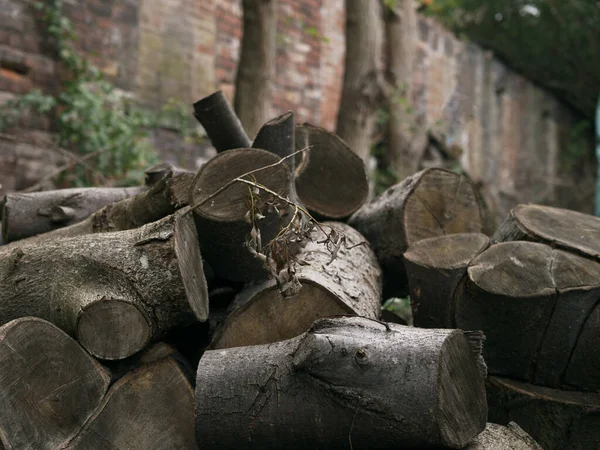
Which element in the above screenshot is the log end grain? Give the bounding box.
[404,233,490,271]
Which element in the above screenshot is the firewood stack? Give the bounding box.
[0,91,548,449]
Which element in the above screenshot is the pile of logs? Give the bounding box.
[0,89,573,449]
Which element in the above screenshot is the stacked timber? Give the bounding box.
[0,90,545,449]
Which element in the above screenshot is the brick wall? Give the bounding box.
[0,0,594,219]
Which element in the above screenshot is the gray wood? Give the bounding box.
[145,162,194,186]
[349,168,483,298]
[564,301,600,391]
[463,423,543,450]
[457,241,600,387]
[404,233,489,328]
[487,376,600,450]
[0,317,110,449]
[294,123,369,218]
[211,222,382,349]
[0,210,208,360]
[196,316,487,449]
[191,148,291,282]
[1,186,142,242]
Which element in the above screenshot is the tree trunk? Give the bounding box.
[234,0,277,139]
[190,148,291,282]
[1,186,142,243]
[66,358,198,449]
[466,423,543,450]
[6,171,194,246]
[0,317,111,450]
[0,210,208,360]
[196,316,487,449]
[336,0,384,162]
[404,233,489,328]
[455,241,600,387]
[210,222,382,349]
[144,162,194,186]
[487,376,600,450]
[349,168,483,298]
[294,123,369,218]
[492,204,600,259]
[193,91,251,152]
[384,0,422,180]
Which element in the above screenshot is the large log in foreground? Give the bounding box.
[349,168,483,297]
[487,376,600,450]
[465,422,542,450]
[210,222,382,349]
[197,316,488,449]
[404,233,489,328]
[0,210,208,360]
[455,241,600,388]
[1,185,142,243]
[294,123,369,219]
[190,148,291,282]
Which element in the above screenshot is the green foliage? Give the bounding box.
[382,297,413,326]
[422,0,600,119]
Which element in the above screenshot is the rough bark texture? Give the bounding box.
[492,204,600,259]
[66,358,198,450]
[5,171,194,246]
[404,233,489,328]
[193,91,252,152]
[234,0,277,138]
[197,316,487,449]
[1,186,142,243]
[145,162,194,186]
[465,422,543,450]
[0,211,208,360]
[336,0,384,162]
[384,0,422,180]
[487,376,600,450]
[211,222,382,349]
[0,317,110,450]
[349,168,483,298]
[456,241,600,388]
[191,148,291,282]
[294,123,369,218]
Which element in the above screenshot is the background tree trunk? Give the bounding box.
[336,0,384,162]
[234,0,277,139]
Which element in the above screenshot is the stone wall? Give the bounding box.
[0,0,594,219]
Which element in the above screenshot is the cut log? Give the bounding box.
[210,222,382,349]
[492,204,600,259]
[1,185,142,243]
[66,358,198,450]
[145,162,194,186]
[404,233,489,328]
[294,123,369,218]
[487,376,600,450]
[349,168,483,298]
[193,91,252,152]
[6,171,194,246]
[196,316,487,449]
[465,422,543,450]
[0,210,208,360]
[0,317,110,450]
[253,111,296,176]
[456,241,600,386]
[190,147,291,282]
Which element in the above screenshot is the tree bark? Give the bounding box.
[196,316,487,449]
[191,148,291,282]
[234,0,277,139]
[492,204,600,259]
[384,0,422,180]
[294,123,369,218]
[193,91,252,151]
[404,233,489,328]
[466,423,543,450]
[144,162,194,186]
[336,0,384,162]
[1,186,143,243]
[210,222,382,349]
[0,317,110,450]
[349,168,483,298]
[487,376,600,450]
[0,210,208,360]
[456,241,600,387]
